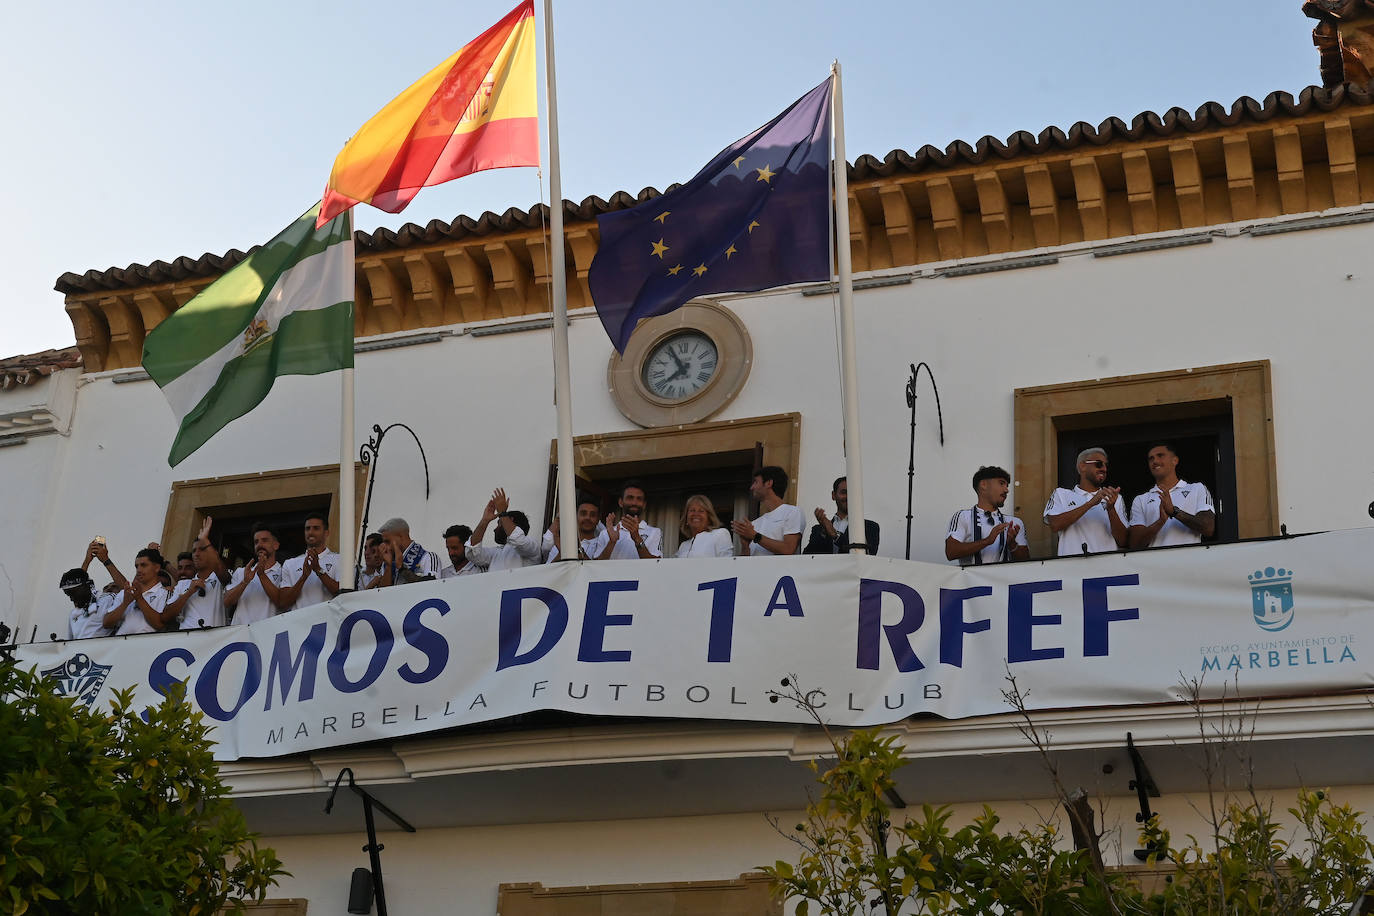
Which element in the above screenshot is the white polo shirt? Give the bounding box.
[1130,480,1215,547]
[467,527,542,571]
[545,528,611,563]
[749,503,805,556]
[676,527,736,558]
[606,518,663,560]
[228,562,284,625]
[1043,487,1127,556]
[282,549,342,611]
[114,585,170,636]
[946,507,1028,565]
[172,573,225,629]
[440,560,485,578]
[69,592,115,640]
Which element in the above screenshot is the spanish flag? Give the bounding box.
[319,0,538,226]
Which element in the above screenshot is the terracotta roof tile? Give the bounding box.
[54,81,1374,297]
[0,347,81,389]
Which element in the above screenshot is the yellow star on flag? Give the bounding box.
[732,155,746,169]
[667,264,683,276]
[747,220,760,234]
[692,264,708,277]
[725,244,738,259]
[650,239,669,259]
[755,164,775,183]
[654,211,670,223]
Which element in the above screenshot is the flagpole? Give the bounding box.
[338,211,357,589]
[542,0,578,557]
[830,61,869,556]
[339,365,357,589]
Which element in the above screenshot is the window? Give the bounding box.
[499,872,779,916]
[547,413,801,556]
[1014,361,1276,558]
[161,464,366,569]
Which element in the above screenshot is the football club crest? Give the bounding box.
[1249,566,1295,632]
[41,653,112,708]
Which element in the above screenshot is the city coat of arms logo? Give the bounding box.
[1248,566,1295,632]
[41,653,112,708]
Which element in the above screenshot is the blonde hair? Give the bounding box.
[679,494,723,539]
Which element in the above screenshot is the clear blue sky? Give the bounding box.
[1,1,1318,358]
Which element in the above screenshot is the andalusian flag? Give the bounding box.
[318,0,538,225]
[143,204,354,466]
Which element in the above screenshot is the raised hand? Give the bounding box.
[492,488,510,514]
[604,513,621,545]
[197,515,213,543]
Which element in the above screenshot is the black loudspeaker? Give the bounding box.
[347,867,374,914]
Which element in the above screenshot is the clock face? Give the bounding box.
[642,331,719,401]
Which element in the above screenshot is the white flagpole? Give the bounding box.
[338,211,357,589]
[830,61,869,556]
[542,0,578,557]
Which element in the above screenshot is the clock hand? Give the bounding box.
[667,349,688,373]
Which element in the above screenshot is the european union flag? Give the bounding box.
[589,78,833,352]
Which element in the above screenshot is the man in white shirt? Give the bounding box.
[442,524,484,577]
[1043,447,1128,556]
[377,517,443,584]
[945,466,1031,565]
[101,547,172,636]
[166,517,229,630]
[467,489,542,571]
[546,497,610,562]
[223,523,287,625]
[61,565,113,640]
[1128,443,1216,549]
[600,480,662,560]
[278,512,342,611]
[731,465,804,556]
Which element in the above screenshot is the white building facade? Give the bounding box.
[4,69,1374,913]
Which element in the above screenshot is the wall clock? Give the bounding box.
[607,300,753,428]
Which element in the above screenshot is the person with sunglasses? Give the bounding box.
[1043,447,1128,556]
[945,466,1030,565]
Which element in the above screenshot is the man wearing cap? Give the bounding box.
[62,549,114,640]
[1043,447,1128,556]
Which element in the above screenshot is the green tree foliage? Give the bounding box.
[0,658,285,915]
[762,682,1374,915]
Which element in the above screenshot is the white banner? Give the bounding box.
[16,529,1374,760]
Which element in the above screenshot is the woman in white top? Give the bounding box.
[675,495,736,558]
